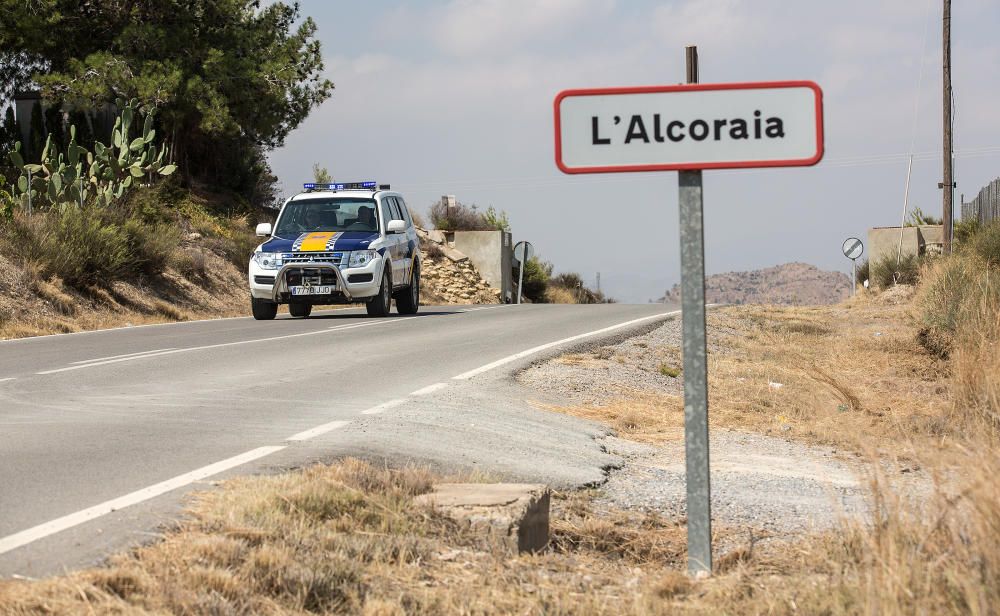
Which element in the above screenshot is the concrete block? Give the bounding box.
[451,230,513,301]
[415,483,550,554]
[868,225,944,264]
[441,246,469,263]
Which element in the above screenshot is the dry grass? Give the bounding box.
[5,456,995,615]
[544,285,578,304]
[0,460,749,615]
[544,299,951,456]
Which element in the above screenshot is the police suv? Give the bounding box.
[248,181,421,320]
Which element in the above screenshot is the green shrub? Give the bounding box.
[122,218,182,276]
[429,200,491,231]
[9,208,133,286]
[954,218,981,246]
[966,219,1000,267]
[519,256,552,302]
[204,224,261,269]
[870,254,921,289]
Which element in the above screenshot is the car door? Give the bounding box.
[396,196,418,283]
[380,196,405,285]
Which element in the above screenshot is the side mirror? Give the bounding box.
[255,222,272,237]
[387,219,406,234]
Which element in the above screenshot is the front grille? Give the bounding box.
[254,275,276,285]
[285,267,339,287]
[282,251,345,266]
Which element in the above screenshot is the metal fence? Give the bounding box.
[962,177,1000,224]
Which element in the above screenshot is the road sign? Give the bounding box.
[514,241,534,305]
[514,241,534,264]
[554,47,824,577]
[554,81,824,174]
[842,237,863,260]
[842,237,863,297]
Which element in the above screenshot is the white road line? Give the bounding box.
[36,321,388,375]
[462,305,511,313]
[452,310,682,380]
[286,420,350,442]
[70,348,176,365]
[0,377,15,383]
[410,382,449,396]
[0,446,285,556]
[361,399,406,415]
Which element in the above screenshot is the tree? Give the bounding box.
[313,164,332,184]
[1,1,334,201]
[520,256,552,302]
[483,206,510,232]
[0,106,17,159]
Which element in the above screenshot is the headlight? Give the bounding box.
[253,252,283,270]
[348,250,377,268]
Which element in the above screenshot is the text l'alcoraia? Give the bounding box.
[591,110,786,145]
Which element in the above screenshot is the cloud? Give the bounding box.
[425,0,615,57]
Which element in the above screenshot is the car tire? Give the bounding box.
[366,267,392,317]
[289,303,312,318]
[396,263,420,315]
[251,296,278,320]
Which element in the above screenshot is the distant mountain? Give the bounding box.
[659,262,850,306]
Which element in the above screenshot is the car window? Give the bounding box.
[274,198,379,236]
[379,197,396,229]
[387,197,403,221]
[396,197,413,226]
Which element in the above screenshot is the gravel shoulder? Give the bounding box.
[517,313,930,541]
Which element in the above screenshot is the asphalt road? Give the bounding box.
[0,303,678,577]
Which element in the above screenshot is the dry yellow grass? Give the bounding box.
[543,298,952,456]
[544,285,578,304]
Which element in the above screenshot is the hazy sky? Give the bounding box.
[268,0,1000,302]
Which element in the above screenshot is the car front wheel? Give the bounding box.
[251,296,278,320]
[366,267,392,317]
[396,263,420,315]
[289,303,312,318]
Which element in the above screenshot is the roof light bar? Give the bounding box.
[302,181,378,192]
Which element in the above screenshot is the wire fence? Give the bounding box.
[962,177,1000,224]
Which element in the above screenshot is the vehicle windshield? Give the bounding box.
[274,198,379,236]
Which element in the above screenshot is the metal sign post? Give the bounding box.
[514,241,534,304]
[678,45,712,576]
[842,237,864,296]
[552,46,824,579]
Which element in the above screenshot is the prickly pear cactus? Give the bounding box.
[8,98,176,210]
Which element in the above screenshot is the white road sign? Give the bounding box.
[554,81,824,173]
[842,237,863,260]
[513,240,534,263]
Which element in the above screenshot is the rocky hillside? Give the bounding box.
[416,228,501,304]
[660,262,850,305]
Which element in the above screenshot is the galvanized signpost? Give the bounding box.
[514,240,534,304]
[842,237,864,296]
[554,46,824,576]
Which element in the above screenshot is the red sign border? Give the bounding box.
[553,80,824,174]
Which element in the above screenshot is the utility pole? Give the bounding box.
[941,0,954,254]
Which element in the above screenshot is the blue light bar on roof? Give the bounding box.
[302,181,377,191]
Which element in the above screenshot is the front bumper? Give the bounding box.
[248,256,383,303]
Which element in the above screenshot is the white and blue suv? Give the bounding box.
[248,181,421,320]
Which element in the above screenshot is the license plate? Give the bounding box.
[291,285,332,295]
